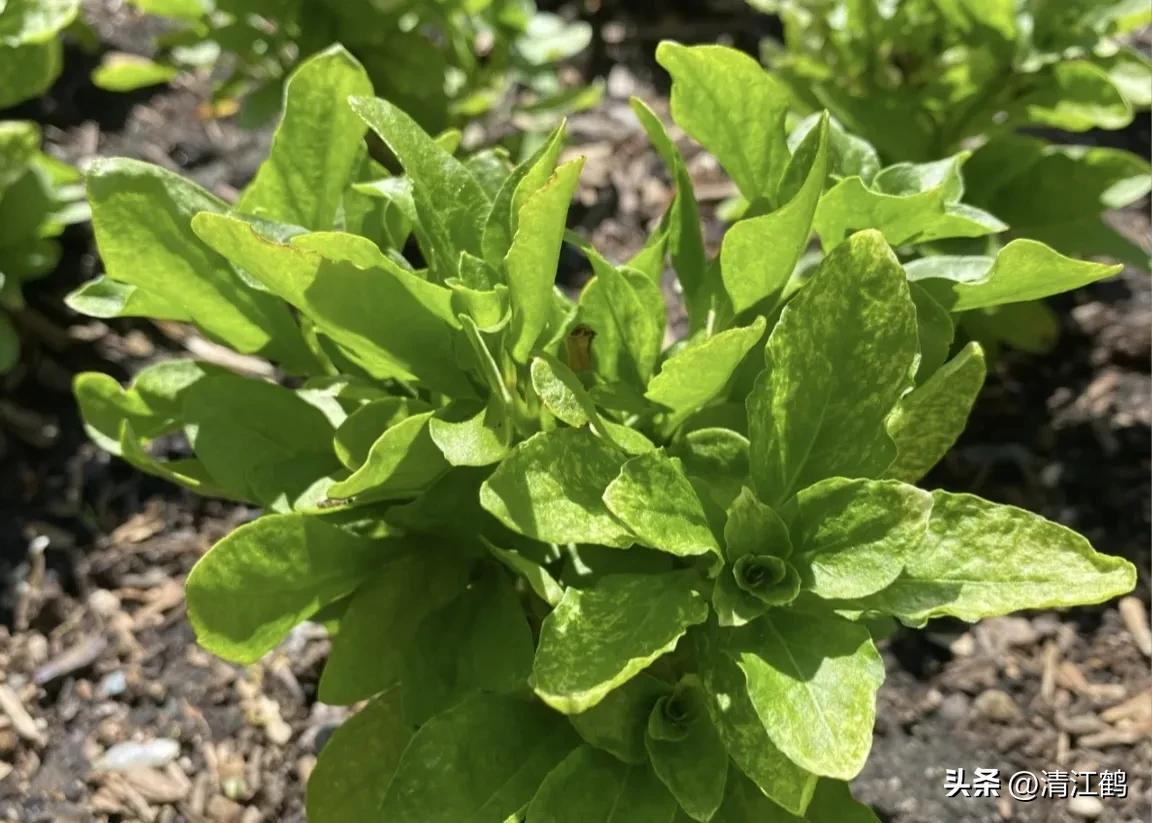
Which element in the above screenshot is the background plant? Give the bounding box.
[93,0,596,141]
[0,120,86,373]
[0,0,82,109]
[70,44,1136,822]
[747,0,1152,269]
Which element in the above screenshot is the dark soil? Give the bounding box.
[0,2,1148,821]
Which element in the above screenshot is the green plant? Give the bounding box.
[0,120,85,371]
[94,0,596,138]
[0,0,82,108]
[71,45,1135,821]
[747,0,1152,266]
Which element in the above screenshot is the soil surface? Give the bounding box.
[0,3,1149,822]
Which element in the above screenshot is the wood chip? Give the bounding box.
[103,773,158,822]
[1100,690,1151,724]
[1040,641,1060,702]
[1078,722,1152,749]
[1058,714,1105,735]
[206,795,245,823]
[132,581,186,630]
[121,765,192,804]
[1056,661,1127,701]
[108,502,167,545]
[32,635,108,685]
[1118,596,1152,657]
[0,684,43,745]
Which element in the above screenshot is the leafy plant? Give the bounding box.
[0,120,86,372]
[95,0,596,138]
[747,0,1152,266]
[0,0,82,108]
[71,45,1135,821]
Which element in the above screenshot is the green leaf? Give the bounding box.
[712,572,769,629]
[966,136,1151,227]
[1015,60,1131,132]
[576,251,665,387]
[85,158,313,369]
[656,41,790,202]
[480,428,634,548]
[646,317,767,415]
[518,13,592,65]
[0,120,38,187]
[90,52,178,91]
[645,680,728,821]
[0,312,18,373]
[712,774,879,823]
[721,115,829,315]
[531,353,594,428]
[428,400,511,467]
[305,689,412,823]
[119,0,205,18]
[695,629,818,815]
[350,95,490,279]
[789,478,932,599]
[910,240,1122,312]
[886,342,986,483]
[505,158,584,362]
[834,491,1137,623]
[790,113,880,184]
[724,486,792,561]
[731,555,801,607]
[748,231,917,505]
[379,695,578,823]
[527,746,676,823]
[531,571,710,713]
[485,540,565,607]
[482,123,565,268]
[64,276,189,321]
[732,610,884,780]
[0,0,81,44]
[603,450,720,557]
[238,46,372,231]
[186,514,391,663]
[182,374,342,506]
[329,411,449,501]
[318,551,469,705]
[191,216,470,395]
[73,360,215,453]
[672,428,751,522]
[802,779,880,823]
[910,283,954,382]
[630,97,709,315]
[960,300,1060,356]
[333,398,431,469]
[812,155,1006,249]
[569,673,670,765]
[401,572,535,724]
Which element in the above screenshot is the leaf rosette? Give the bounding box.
[71,43,1136,822]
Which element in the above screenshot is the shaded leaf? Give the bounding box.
[886,342,986,482]
[186,514,391,663]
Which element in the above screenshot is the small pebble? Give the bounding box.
[96,738,181,771]
[938,693,971,724]
[87,589,121,619]
[96,671,128,698]
[1068,795,1104,818]
[950,633,976,657]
